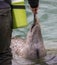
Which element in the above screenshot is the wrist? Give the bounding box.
[31,7,38,14]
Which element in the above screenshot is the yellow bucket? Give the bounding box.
[12,1,28,29]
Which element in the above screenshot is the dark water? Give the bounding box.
[12,0,57,65]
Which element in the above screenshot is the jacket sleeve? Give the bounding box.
[5,0,11,5]
[28,0,39,8]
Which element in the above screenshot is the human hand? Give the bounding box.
[30,7,38,14]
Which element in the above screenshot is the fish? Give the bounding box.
[11,15,46,60]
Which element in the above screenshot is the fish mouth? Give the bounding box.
[31,14,38,31]
[31,20,37,31]
[31,23,35,31]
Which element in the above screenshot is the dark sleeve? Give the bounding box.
[28,0,39,8]
[4,0,11,5]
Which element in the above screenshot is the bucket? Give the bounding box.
[12,0,28,29]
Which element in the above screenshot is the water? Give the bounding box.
[12,0,57,65]
[38,0,57,49]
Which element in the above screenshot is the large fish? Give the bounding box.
[11,14,46,60]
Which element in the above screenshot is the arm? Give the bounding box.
[4,0,11,5]
[28,0,39,14]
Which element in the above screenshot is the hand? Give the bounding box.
[30,7,38,14]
